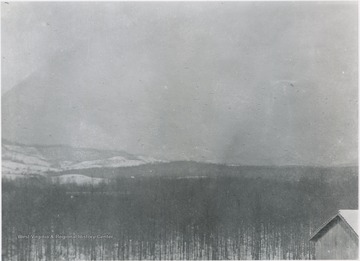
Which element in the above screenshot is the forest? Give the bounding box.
[2,164,358,260]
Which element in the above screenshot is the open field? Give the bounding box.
[2,164,357,260]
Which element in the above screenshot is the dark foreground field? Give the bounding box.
[2,164,358,260]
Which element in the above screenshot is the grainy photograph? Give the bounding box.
[1,1,358,260]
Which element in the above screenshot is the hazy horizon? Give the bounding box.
[2,137,358,168]
[2,2,358,166]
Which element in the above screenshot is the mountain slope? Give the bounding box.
[2,140,163,177]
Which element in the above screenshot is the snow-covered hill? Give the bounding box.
[2,140,165,177]
[51,174,106,185]
[2,142,58,175]
[67,156,160,170]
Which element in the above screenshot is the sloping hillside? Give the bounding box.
[2,139,164,177]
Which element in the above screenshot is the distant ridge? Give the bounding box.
[2,139,357,170]
[2,139,165,177]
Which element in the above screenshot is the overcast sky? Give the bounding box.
[1,2,358,165]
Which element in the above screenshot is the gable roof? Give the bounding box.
[339,210,358,234]
[310,209,358,241]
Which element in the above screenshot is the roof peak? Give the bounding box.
[338,209,358,235]
[310,209,358,241]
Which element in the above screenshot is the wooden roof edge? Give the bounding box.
[309,211,358,241]
[338,213,359,238]
[309,213,340,241]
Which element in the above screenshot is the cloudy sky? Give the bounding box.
[1,2,358,165]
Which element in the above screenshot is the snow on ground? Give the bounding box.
[51,174,107,185]
[3,144,49,163]
[2,144,57,175]
[2,142,165,177]
[2,173,32,180]
[137,155,167,164]
[3,144,43,157]
[58,160,75,169]
[62,155,165,170]
[2,160,57,175]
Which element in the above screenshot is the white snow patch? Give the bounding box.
[51,174,106,185]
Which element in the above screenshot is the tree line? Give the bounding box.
[2,167,358,260]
